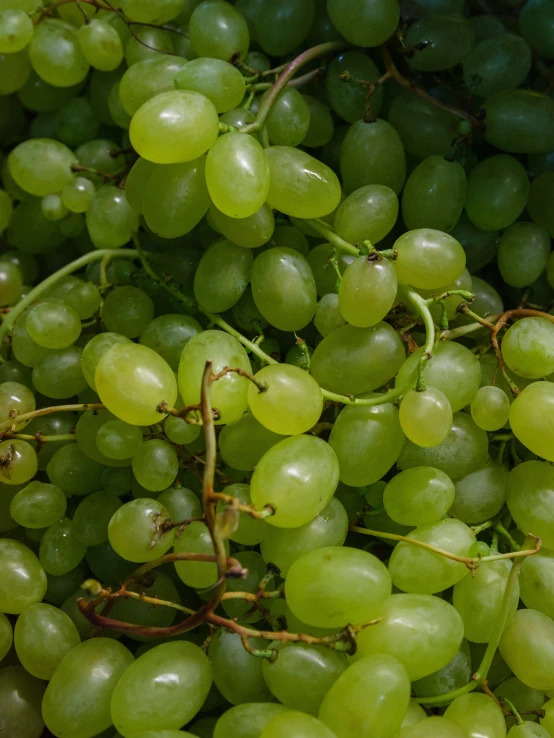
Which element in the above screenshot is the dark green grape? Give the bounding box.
[189,0,249,61]
[341,118,406,194]
[465,154,529,231]
[519,0,554,59]
[405,15,475,72]
[483,90,554,154]
[326,51,384,123]
[327,0,400,47]
[194,239,253,313]
[402,156,466,232]
[255,0,314,56]
[388,94,459,160]
[265,88,310,148]
[463,34,532,96]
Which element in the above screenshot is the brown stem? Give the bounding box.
[381,45,484,129]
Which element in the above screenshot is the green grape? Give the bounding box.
[265,147,341,219]
[261,712,336,738]
[0,538,46,613]
[398,411,488,480]
[217,484,265,545]
[402,717,469,738]
[47,443,103,497]
[75,408,131,468]
[132,439,178,493]
[0,361,32,390]
[319,654,410,738]
[528,173,554,238]
[450,465,507,524]
[164,407,202,445]
[0,260,21,306]
[399,387,453,448]
[209,630,272,705]
[10,481,66,529]
[502,318,554,378]
[463,34,532,96]
[29,19,89,87]
[389,518,475,594]
[17,70,80,113]
[123,159,154,217]
[76,138,125,183]
[0,49,30,94]
[173,520,227,588]
[496,680,545,731]
[44,562,87,608]
[247,364,322,436]
[108,498,174,562]
[326,51,384,123]
[0,9,33,53]
[405,15,475,72]
[470,13,506,40]
[388,95,459,160]
[78,19,123,71]
[213,703,289,738]
[520,548,554,621]
[11,314,53,367]
[251,247,317,331]
[175,58,245,113]
[130,90,219,164]
[121,0,184,22]
[0,612,11,660]
[383,467,455,526]
[209,204,275,249]
[55,97,100,148]
[178,330,250,425]
[39,517,87,576]
[14,603,80,680]
[8,138,76,197]
[497,222,551,288]
[207,133,270,219]
[483,90,554,154]
[72,492,122,546]
[0,666,46,738]
[265,88,310,148]
[41,193,68,221]
[470,386,510,431]
[251,435,339,528]
[395,341,481,413]
[43,638,134,738]
[33,345,87,399]
[189,0,249,60]
[193,238,253,313]
[286,546,391,627]
[341,119,406,194]
[507,461,554,548]
[0,380,34,429]
[453,558,519,643]
[544,698,554,735]
[355,593,464,680]
[328,398,404,486]
[338,255,397,328]
[510,383,554,462]
[62,177,95,214]
[25,299,81,349]
[143,158,210,238]
[103,287,154,339]
[158,486,201,525]
[302,94,334,148]
[402,156,466,232]
[334,184,398,245]
[444,693,508,738]
[86,540,135,585]
[219,414,283,474]
[7,198,66,255]
[311,322,405,396]
[96,420,143,461]
[64,282,102,320]
[304,245,353,297]
[0,439,37,485]
[254,0,314,54]
[86,186,138,250]
[327,0,400,46]
[124,26,174,66]
[262,640,346,715]
[315,293,346,337]
[261,497,348,576]
[96,342,177,427]
[0,189,12,239]
[412,639,471,699]
[507,722,550,737]
[519,0,554,58]
[110,570,180,640]
[393,228,465,289]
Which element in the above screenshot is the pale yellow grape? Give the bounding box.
[509,382,554,462]
[8,138,77,197]
[95,343,177,426]
[399,387,453,447]
[130,90,219,164]
[500,609,554,690]
[444,693,507,738]
[247,364,323,435]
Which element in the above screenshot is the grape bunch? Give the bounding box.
[1,0,554,737]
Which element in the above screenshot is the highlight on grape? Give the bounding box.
[0,0,554,736]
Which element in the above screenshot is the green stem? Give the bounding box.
[425,289,474,305]
[0,249,138,347]
[239,41,348,134]
[304,219,360,256]
[405,288,435,391]
[500,697,524,725]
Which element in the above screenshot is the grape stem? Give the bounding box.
[0,249,138,351]
[0,432,76,443]
[246,67,326,93]
[350,526,541,571]
[239,41,348,135]
[405,289,435,392]
[0,403,104,435]
[380,45,484,129]
[210,490,275,520]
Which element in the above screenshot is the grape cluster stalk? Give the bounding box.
[2,0,554,737]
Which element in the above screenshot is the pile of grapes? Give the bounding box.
[2,0,554,736]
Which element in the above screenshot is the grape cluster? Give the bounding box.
[1,0,554,737]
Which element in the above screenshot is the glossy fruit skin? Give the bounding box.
[0,538,47,614]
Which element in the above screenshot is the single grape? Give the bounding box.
[510,383,554,463]
[450,465,507,524]
[444,693,509,738]
[327,0,400,47]
[189,0,249,60]
[86,185,139,249]
[399,387,453,448]
[173,520,228,589]
[483,89,554,154]
[10,481,66,529]
[132,439,178,492]
[29,19,90,87]
[26,299,81,349]
[502,317,554,378]
[402,156,467,233]
[0,9,33,53]
[405,15,475,72]
[108,498,175,563]
[8,138,77,197]
[0,538,47,614]
[0,666,46,738]
[209,628,272,705]
[261,712,336,738]
[193,238,253,313]
[465,154,529,231]
[175,58,245,113]
[470,385,510,431]
[383,466,455,526]
[0,439,37,485]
